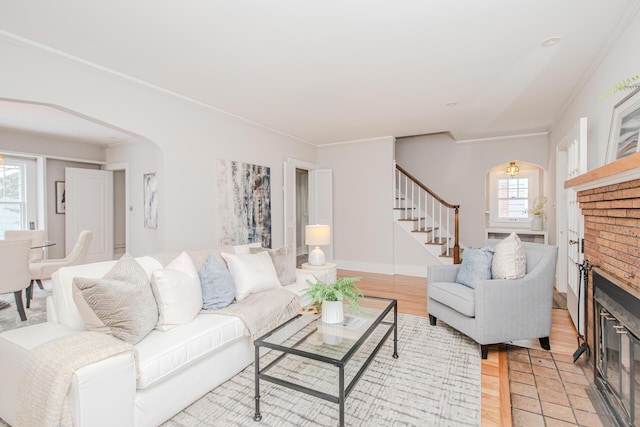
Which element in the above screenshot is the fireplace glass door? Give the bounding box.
[597,305,639,424]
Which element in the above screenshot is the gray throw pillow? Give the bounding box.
[199,255,236,310]
[249,245,296,285]
[455,247,495,289]
[73,254,158,344]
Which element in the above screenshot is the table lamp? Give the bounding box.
[305,224,330,266]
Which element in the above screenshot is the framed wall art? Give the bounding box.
[606,88,640,163]
[218,159,271,247]
[143,173,158,229]
[55,181,65,214]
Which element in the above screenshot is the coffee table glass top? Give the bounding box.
[255,296,395,363]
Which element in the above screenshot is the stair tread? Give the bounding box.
[425,238,449,245]
[411,227,438,233]
[392,207,415,210]
[398,217,425,221]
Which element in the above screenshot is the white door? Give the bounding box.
[65,168,114,263]
[309,169,333,261]
[557,117,587,333]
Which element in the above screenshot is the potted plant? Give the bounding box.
[305,276,363,324]
[529,195,547,231]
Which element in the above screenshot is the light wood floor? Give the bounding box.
[340,269,578,427]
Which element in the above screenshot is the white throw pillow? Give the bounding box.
[151,252,202,331]
[491,232,527,280]
[221,251,281,301]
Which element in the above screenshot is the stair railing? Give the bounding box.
[394,163,461,264]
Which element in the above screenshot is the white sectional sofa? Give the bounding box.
[0,244,314,427]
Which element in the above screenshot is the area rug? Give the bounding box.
[0,283,49,333]
[164,313,481,427]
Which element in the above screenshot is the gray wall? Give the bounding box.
[317,137,395,273]
[396,133,549,247]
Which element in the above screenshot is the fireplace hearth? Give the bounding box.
[593,268,640,426]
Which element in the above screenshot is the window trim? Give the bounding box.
[488,167,540,228]
[0,158,29,236]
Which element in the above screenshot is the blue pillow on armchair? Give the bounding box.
[455,247,495,289]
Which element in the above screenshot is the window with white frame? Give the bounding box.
[0,159,27,238]
[488,166,540,227]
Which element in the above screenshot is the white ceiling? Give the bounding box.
[0,0,638,145]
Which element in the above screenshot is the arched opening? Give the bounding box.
[0,98,162,258]
[484,160,548,244]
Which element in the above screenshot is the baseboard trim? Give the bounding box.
[393,264,428,278]
[333,260,395,275]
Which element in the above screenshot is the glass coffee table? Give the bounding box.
[253,296,398,427]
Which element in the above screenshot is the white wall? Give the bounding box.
[317,137,395,274]
[396,133,549,247]
[107,141,162,255]
[550,9,640,171]
[0,35,317,255]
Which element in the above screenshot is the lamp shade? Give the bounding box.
[305,225,330,246]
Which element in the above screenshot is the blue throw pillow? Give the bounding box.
[455,247,495,289]
[199,255,236,310]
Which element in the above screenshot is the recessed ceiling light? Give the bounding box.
[446,101,458,107]
[540,36,562,47]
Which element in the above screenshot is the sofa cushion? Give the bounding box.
[492,232,526,279]
[455,246,495,289]
[199,255,236,310]
[221,251,281,301]
[72,254,158,344]
[250,245,296,285]
[428,281,475,317]
[135,313,246,389]
[151,252,202,331]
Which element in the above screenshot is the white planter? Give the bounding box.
[531,215,543,231]
[321,300,344,324]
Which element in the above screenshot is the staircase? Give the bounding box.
[394,164,461,266]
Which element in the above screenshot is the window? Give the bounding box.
[488,166,540,227]
[0,159,27,238]
[497,178,529,219]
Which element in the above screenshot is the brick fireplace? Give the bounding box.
[566,152,640,425]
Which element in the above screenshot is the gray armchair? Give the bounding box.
[427,240,558,359]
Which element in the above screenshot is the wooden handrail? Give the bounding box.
[396,164,461,264]
[395,164,460,210]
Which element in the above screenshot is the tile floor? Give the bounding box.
[507,345,615,427]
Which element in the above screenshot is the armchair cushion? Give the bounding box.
[491,232,526,279]
[455,246,495,289]
[429,281,475,317]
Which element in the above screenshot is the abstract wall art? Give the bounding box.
[144,172,158,229]
[218,159,271,247]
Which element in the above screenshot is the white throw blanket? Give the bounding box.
[208,288,301,341]
[16,331,137,427]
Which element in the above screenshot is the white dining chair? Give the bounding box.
[27,230,93,307]
[4,230,47,263]
[0,239,32,321]
[5,230,48,294]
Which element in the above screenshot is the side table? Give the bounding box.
[301,262,337,283]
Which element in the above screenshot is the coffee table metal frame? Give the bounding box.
[252,296,398,427]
